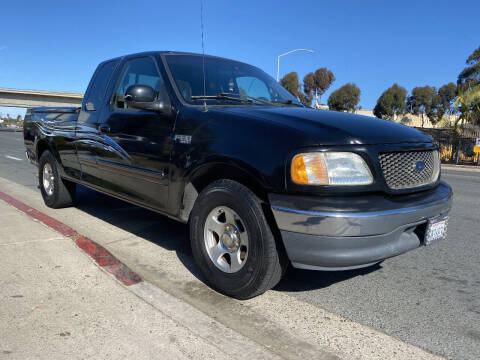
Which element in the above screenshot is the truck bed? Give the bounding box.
[23,106,80,165]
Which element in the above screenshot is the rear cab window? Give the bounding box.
[84,60,118,112]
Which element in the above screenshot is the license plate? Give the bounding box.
[424,216,448,245]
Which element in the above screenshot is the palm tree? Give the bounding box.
[454,84,480,128]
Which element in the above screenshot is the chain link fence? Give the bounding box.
[415,127,480,166]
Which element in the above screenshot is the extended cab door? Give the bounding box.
[93,56,174,210]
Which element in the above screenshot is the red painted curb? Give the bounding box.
[0,191,79,238]
[75,237,142,286]
[0,190,142,286]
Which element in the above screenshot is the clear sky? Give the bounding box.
[1,0,479,118]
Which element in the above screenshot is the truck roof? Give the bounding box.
[101,51,248,66]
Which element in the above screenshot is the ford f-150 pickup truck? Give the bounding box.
[24,51,452,299]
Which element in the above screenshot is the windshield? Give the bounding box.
[164,54,302,106]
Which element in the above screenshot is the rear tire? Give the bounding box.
[38,150,76,208]
[190,179,286,299]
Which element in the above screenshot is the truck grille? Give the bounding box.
[379,150,440,190]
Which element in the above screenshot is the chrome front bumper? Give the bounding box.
[270,182,453,270]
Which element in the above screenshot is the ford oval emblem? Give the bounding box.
[414,160,426,172]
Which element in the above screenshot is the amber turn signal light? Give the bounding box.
[291,153,329,185]
[291,154,308,184]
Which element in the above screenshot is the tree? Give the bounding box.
[280,72,300,98]
[327,83,361,112]
[435,83,457,123]
[407,86,437,127]
[280,72,313,106]
[373,83,407,121]
[457,45,480,126]
[303,68,335,108]
[303,73,316,106]
[298,92,312,107]
[458,45,480,91]
[455,84,480,127]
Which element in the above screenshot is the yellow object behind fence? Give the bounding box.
[439,144,480,163]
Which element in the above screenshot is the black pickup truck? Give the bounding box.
[24,51,452,299]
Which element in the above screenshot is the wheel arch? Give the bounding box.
[36,139,51,162]
[179,161,271,222]
[36,137,65,176]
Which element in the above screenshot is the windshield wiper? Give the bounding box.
[191,93,275,106]
[191,93,253,104]
[272,100,305,107]
[224,93,274,105]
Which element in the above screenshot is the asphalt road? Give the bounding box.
[1,131,479,359]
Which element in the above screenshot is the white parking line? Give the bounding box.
[5,155,22,161]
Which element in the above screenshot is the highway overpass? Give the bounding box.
[0,88,83,108]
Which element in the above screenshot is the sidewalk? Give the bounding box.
[0,200,283,360]
[442,163,480,172]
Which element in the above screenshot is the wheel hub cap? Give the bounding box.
[203,206,249,273]
[221,224,240,252]
[42,163,54,196]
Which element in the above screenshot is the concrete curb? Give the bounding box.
[0,200,238,359]
[0,190,143,287]
[442,164,480,172]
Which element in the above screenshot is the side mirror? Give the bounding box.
[124,85,168,113]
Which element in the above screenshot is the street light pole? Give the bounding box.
[276,48,314,82]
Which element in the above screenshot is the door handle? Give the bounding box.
[98,124,110,133]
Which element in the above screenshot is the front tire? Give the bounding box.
[38,150,76,208]
[190,179,285,299]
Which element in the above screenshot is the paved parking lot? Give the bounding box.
[1,131,479,359]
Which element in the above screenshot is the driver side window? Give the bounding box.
[112,57,163,109]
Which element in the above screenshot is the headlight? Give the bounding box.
[291,152,373,185]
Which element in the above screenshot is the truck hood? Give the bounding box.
[214,107,432,146]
